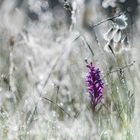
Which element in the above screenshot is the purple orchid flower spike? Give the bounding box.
[85,62,104,108]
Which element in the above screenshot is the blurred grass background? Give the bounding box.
[0,0,140,139]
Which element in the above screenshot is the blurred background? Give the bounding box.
[0,0,140,139]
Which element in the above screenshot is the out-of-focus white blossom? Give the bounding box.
[103,13,129,54]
